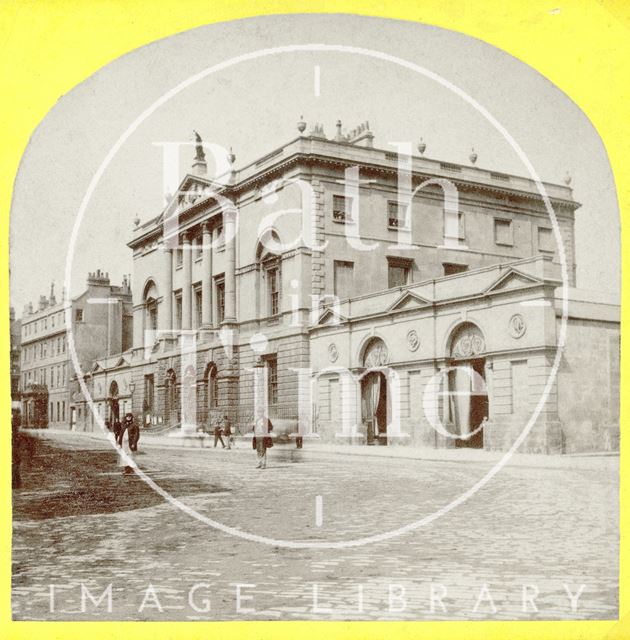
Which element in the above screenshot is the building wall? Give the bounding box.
[557,318,620,452]
[20,273,131,428]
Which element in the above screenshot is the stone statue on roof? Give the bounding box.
[193,130,206,162]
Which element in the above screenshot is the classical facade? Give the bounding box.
[89,120,618,453]
[20,271,133,428]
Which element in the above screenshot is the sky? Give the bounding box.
[9,14,620,314]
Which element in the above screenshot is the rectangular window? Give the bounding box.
[443,262,468,276]
[265,355,278,406]
[215,278,225,325]
[494,218,513,245]
[75,308,83,322]
[62,402,66,422]
[194,285,203,328]
[176,248,183,267]
[387,257,413,288]
[387,201,407,229]
[443,211,465,242]
[216,224,224,248]
[538,226,554,253]
[267,266,280,316]
[332,194,354,223]
[194,235,203,260]
[174,291,183,330]
[334,260,354,299]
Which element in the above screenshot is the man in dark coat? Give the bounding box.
[252,416,273,469]
[125,413,140,452]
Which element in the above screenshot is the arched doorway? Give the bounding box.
[447,323,488,448]
[360,338,389,446]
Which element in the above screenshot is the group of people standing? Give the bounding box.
[108,412,140,475]
[212,413,274,469]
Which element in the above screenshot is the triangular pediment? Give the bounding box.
[317,307,347,326]
[162,173,220,218]
[485,269,542,294]
[388,291,431,312]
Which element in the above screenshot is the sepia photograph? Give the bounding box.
[7,11,621,625]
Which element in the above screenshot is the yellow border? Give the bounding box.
[1,1,628,638]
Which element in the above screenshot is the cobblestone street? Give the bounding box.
[12,432,618,621]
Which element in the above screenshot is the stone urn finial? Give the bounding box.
[563,171,572,186]
[469,147,478,164]
[417,138,426,155]
[297,115,306,133]
[133,216,140,228]
[227,147,236,164]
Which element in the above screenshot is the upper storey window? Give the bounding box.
[387,257,413,288]
[537,226,555,253]
[266,263,280,316]
[494,218,513,246]
[387,201,407,229]
[334,260,354,300]
[332,195,354,224]
[194,234,203,260]
[215,277,225,324]
[443,211,466,242]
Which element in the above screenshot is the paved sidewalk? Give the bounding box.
[12,431,619,621]
[26,427,619,471]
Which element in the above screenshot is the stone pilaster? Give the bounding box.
[161,246,173,331]
[201,223,213,327]
[223,210,237,324]
[181,232,192,330]
[310,180,326,298]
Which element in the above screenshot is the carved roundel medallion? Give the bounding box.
[407,329,420,352]
[509,313,526,339]
[328,343,339,363]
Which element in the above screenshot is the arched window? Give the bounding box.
[205,363,219,410]
[143,280,159,332]
[165,368,179,425]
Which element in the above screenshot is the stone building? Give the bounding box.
[20,271,133,428]
[10,307,21,401]
[97,120,617,453]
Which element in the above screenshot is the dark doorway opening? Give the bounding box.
[453,358,487,449]
[362,371,388,446]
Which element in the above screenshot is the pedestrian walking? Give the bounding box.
[213,416,226,448]
[126,413,140,452]
[252,416,273,469]
[117,413,138,474]
[113,419,122,444]
[223,414,233,450]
